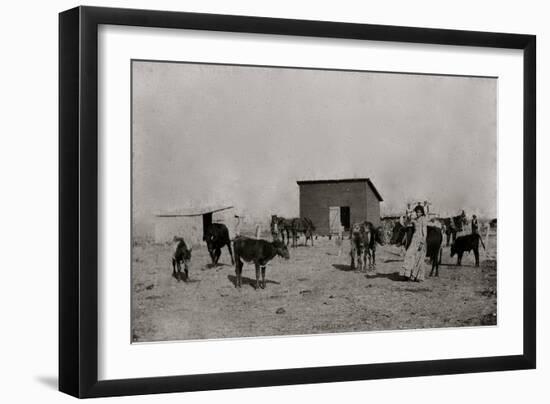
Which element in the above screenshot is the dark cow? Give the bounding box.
[451,233,486,267]
[363,221,384,270]
[390,221,414,250]
[203,223,234,266]
[290,217,315,247]
[233,237,290,289]
[438,212,469,246]
[171,236,192,281]
[426,226,443,277]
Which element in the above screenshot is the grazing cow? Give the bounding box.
[426,226,443,277]
[204,223,234,266]
[233,237,290,289]
[172,236,192,281]
[438,212,469,246]
[270,215,294,245]
[451,233,486,266]
[290,217,315,247]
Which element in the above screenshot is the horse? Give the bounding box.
[290,217,315,247]
[271,215,314,247]
[270,215,293,244]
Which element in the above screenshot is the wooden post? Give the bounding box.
[336,222,343,256]
[234,215,241,237]
[255,224,261,239]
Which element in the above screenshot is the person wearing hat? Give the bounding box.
[470,214,479,235]
[402,204,427,281]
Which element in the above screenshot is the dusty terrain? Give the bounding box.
[132,233,497,342]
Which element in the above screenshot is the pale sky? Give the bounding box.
[132,61,497,224]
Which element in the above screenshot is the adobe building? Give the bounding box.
[296,178,383,235]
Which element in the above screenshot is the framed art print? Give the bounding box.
[59,6,536,398]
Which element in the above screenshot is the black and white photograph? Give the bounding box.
[131,60,498,343]
[0,0,544,401]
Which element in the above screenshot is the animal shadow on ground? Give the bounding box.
[205,262,232,269]
[171,272,200,283]
[366,271,407,282]
[172,272,187,282]
[227,274,281,289]
[332,264,353,272]
[383,248,404,257]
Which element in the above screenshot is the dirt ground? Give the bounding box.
[132,234,497,342]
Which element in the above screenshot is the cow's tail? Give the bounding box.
[478,233,486,250]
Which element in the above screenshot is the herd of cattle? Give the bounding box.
[171,212,487,289]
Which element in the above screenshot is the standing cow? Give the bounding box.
[350,222,369,271]
[172,236,192,281]
[438,211,469,246]
[204,223,234,266]
[363,221,384,270]
[426,225,443,277]
[451,233,486,267]
[233,237,290,289]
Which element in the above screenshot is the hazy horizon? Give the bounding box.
[132,61,497,228]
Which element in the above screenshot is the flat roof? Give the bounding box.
[296,178,383,201]
[155,206,234,217]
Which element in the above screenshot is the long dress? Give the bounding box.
[402,215,427,281]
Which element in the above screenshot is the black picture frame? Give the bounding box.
[59,6,536,398]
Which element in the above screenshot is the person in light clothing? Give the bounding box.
[336,222,344,256]
[402,205,427,282]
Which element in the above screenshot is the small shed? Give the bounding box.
[297,178,383,236]
[153,206,234,245]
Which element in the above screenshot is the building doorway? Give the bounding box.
[329,206,351,234]
[340,206,351,231]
